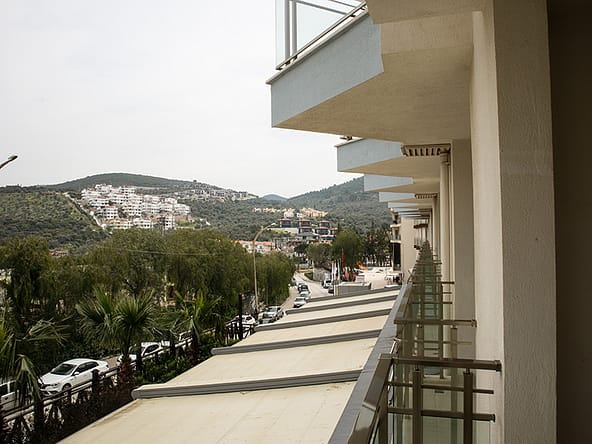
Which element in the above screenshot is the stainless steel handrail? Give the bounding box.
[275,1,367,71]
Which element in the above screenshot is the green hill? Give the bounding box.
[185,177,390,239]
[0,187,106,250]
[286,177,390,231]
[0,174,390,249]
[46,173,213,192]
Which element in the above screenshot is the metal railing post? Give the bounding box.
[412,367,422,444]
[450,326,459,443]
[378,381,388,444]
[463,370,474,444]
[290,0,298,57]
[284,0,291,59]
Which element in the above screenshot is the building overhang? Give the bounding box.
[269,12,473,145]
[365,0,484,24]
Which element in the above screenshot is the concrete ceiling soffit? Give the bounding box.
[366,0,484,24]
[364,174,413,192]
[357,155,441,179]
[378,191,414,202]
[380,179,439,194]
[279,45,471,144]
[337,138,402,173]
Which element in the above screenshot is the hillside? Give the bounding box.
[46,173,215,192]
[0,175,391,249]
[286,177,390,231]
[185,177,391,239]
[0,187,106,250]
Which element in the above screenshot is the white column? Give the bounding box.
[431,196,439,255]
[439,151,451,282]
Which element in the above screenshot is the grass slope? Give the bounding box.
[0,187,106,250]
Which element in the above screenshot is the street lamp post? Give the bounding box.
[0,155,18,171]
[252,222,276,316]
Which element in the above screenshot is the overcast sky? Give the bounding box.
[0,1,359,198]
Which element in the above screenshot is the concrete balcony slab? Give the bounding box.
[269,12,472,145]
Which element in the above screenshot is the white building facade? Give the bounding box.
[268,1,586,442]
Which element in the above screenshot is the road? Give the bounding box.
[283,272,328,310]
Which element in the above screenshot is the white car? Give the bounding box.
[0,380,16,411]
[40,358,109,396]
[293,296,307,308]
[299,289,311,301]
[229,315,258,327]
[116,342,164,366]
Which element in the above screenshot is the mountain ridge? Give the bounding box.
[0,174,391,249]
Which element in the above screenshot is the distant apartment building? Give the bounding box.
[100,206,118,220]
[174,203,190,216]
[132,218,154,229]
[238,240,275,255]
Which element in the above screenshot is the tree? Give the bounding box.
[256,252,296,306]
[0,312,65,442]
[363,222,392,267]
[77,288,159,388]
[0,237,53,336]
[165,230,250,314]
[174,291,224,366]
[86,229,167,297]
[332,229,363,280]
[306,243,332,269]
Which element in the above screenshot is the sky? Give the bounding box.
[0,1,359,198]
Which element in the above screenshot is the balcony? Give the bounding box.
[340,242,501,443]
[268,2,473,145]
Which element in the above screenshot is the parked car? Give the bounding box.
[229,314,258,327]
[262,306,285,322]
[0,380,16,411]
[322,278,332,288]
[40,358,109,396]
[297,283,309,292]
[328,285,334,294]
[299,289,311,300]
[117,342,164,366]
[290,278,297,287]
[293,296,307,308]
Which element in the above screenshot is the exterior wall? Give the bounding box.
[470,6,505,441]
[450,139,475,358]
[548,1,592,442]
[494,1,556,442]
[472,1,556,442]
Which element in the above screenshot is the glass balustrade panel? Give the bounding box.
[275,0,360,65]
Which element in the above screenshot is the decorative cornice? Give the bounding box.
[415,193,438,199]
[401,144,451,157]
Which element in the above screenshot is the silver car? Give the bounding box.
[293,296,307,308]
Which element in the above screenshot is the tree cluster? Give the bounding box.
[0,229,295,388]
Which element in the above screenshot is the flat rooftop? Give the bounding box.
[62,288,399,443]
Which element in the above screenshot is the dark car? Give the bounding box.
[297,283,309,292]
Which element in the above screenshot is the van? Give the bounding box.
[0,380,16,411]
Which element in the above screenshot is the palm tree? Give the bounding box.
[175,291,224,366]
[0,314,65,441]
[77,288,159,392]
